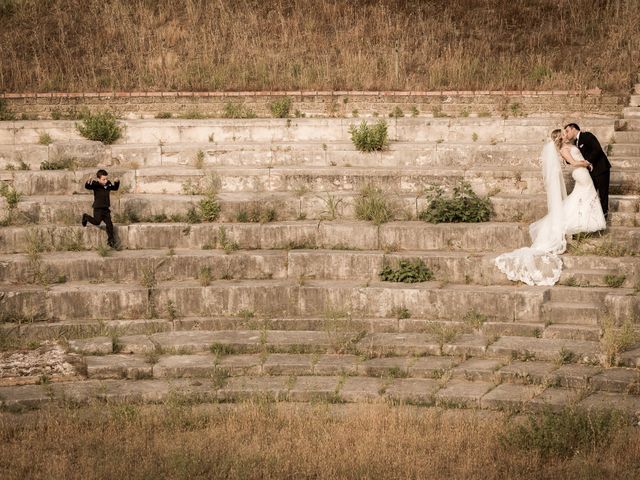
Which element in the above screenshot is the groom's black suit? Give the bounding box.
[576,131,611,216]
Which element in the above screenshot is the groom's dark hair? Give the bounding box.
[564,123,580,130]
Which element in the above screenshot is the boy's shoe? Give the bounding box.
[81,214,87,227]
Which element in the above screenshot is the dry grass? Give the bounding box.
[0,0,638,93]
[1,402,639,479]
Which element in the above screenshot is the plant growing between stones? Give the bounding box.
[389,106,404,118]
[318,193,344,220]
[462,309,488,330]
[270,97,292,118]
[419,182,492,223]
[222,101,257,119]
[194,150,205,169]
[600,317,639,367]
[379,259,434,283]
[235,202,277,223]
[604,274,625,288]
[198,266,212,286]
[76,112,122,144]
[217,226,239,253]
[349,120,388,152]
[40,156,77,170]
[354,184,396,225]
[38,132,53,145]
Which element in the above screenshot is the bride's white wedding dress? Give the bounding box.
[494,142,606,286]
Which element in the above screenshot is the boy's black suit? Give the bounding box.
[576,131,611,216]
[82,180,119,246]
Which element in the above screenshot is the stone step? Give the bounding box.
[4,140,628,171]
[4,277,634,326]
[0,315,554,344]
[4,166,640,197]
[64,328,602,364]
[634,84,640,95]
[0,118,616,145]
[541,324,601,342]
[620,119,640,131]
[2,191,637,225]
[2,374,639,414]
[559,268,633,288]
[609,143,640,156]
[623,107,640,118]
[77,353,640,397]
[548,286,610,303]
[2,220,639,256]
[612,131,640,143]
[1,279,551,323]
[0,221,534,254]
[543,302,602,325]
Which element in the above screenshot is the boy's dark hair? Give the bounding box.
[96,169,108,178]
[564,123,580,131]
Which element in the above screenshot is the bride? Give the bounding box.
[494,129,606,286]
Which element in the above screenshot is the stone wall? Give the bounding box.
[1,90,628,120]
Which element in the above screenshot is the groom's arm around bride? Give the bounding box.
[564,123,611,217]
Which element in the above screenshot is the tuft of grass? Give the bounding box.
[270,97,292,118]
[349,120,389,152]
[222,102,257,119]
[235,202,277,223]
[76,112,122,144]
[462,309,487,330]
[217,226,239,254]
[198,197,221,222]
[40,156,76,170]
[501,407,628,460]
[198,266,212,286]
[155,112,172,119]
[604,274,625,288]
[96,243,112,257]
[354,184,396,225]
[389,106,404,118]
[38,132,54,145]
[600,317,639,367]
[389,306,411,320]
[379,259,434,283]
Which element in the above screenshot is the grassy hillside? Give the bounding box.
[0,0,638,93]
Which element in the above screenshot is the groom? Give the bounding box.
[564,123,611,218]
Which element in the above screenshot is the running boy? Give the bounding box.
[82,169,120,248]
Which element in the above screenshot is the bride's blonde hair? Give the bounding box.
[550,129,563,149]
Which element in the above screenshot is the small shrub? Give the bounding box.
[179,109,206,119]
[269,97,292,118]
[222,102,257,119]
[502,407,628,459]
[0,182,21,209]
[379,259,434,283]
[198,197,221,222]
[155,112,172,119]
[604,274,625,288]
[40,157,76,170]
[0,99,15,120]
[76,112,122,144]
[600,317,639,367]
[555,347,575,365]
[354,185,395,225]
[389,106,404,118]
[198,266,212,286]
[217,226,239,253]
[186,207,202,224]
[349,120,389,152]
[410,106,419,117]
[390,306,411,319]
[96,243,112,257]
[38,132,53,145]
[419,182,492,223]
[463,310,487,329]
[235,202,276,223]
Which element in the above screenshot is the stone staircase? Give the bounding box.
[1,107,640,414]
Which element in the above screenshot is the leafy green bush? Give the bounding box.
[349,120,388,152]
[502,407,628,459]
[419,182,491,223]
[269,97,292,118]
[379,259,434,283]
[354,184,395,225]
[222,102,257,119]
[76,112,122,144]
